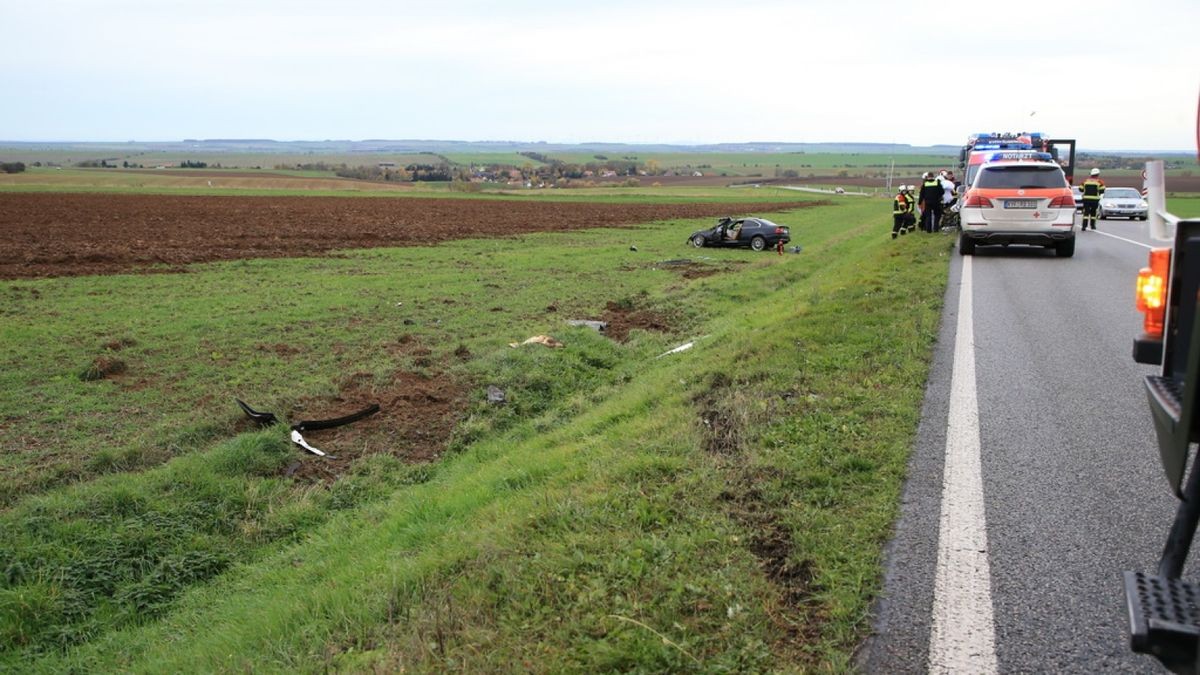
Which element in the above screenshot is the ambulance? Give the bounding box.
[958,132,1077,187]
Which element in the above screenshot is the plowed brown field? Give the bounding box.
[0,194,816,280]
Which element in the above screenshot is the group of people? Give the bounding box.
[891,170,960,239]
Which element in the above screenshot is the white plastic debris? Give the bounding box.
[566,320,608,332]
[508,335,565,349]
[290,429,330,457]
[656,341,695,358]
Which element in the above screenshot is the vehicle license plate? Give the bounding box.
[1005,199,1037,209]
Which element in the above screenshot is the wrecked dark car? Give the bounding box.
[687,217,791,251]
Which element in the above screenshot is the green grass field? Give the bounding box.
[1169,195,1200,218]
[0,193,952,671]
[0,147,963,176]
[440,152,546,167]
[0,168,849,204]
[0,149,443,170]
[532,151,960,177]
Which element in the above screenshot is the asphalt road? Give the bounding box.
[859,218,1196,673]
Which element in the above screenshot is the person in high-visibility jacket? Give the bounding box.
[892,186,911,239]
[902,185,917,233]
[919,172,943,233]
[1081,167,1106,231]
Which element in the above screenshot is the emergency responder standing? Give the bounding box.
[892,186,910,239]
[919,172,943,232]
[1081,167,1105,231]
[902,185,917,233]
[942,171,959,209]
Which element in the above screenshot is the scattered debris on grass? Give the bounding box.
[236,398,279,426]
[235,398,380,459]
[566,319,608,333]
[291,429,332,457]
[656,341,695,358]
[486,385,506,405]
[509,335,564,349]
[281,365,469,483]
[292,403,381,432]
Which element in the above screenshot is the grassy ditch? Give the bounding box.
[0,198,951,671]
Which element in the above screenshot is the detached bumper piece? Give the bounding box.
[235,398,381,459]
[1124,571,1200,675]
[292,404,380,433]
[236,398,279,426]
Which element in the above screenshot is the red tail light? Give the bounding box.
[775,227,786,234]
[963,195,994,208]
[1047,195,1075,208]
[1136,247,1171,339]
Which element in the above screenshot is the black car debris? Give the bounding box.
[688,217,790,251]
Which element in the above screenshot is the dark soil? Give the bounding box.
[283,368,469,483]
[0,193,816,280]
[601,300,673,342]
[651,258,744,280]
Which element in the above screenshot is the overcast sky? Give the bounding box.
[2,0,1196,150]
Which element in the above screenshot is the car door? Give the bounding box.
[736,219,760,246]
[720,219,747,246]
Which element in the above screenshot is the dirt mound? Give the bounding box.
[0,193,816,280]
[601,300,674,342]
[283,368,469,482]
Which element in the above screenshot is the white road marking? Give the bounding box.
[928,255,999,674]
[1091,229,1153,249]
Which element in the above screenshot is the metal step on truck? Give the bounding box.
[1126,143,1200,673]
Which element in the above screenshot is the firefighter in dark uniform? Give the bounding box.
[919,172,943,233]
[892,186,910,239]
[902,184,916,233]
[902,185,917,233]
[1081,168,1105,231]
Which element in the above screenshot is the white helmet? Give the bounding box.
[1090,168,1101,176]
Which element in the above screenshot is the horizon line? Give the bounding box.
[0,138,1193,154]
